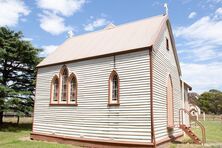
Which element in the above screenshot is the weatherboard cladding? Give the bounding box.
[37,15,167,67]
[152,26,183,141]
[33,50,152,143]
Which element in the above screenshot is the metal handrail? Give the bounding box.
[179,108,206,144]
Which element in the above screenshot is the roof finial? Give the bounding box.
[164,3,168,15]
[104,23,116,30]
[67,30,74,38]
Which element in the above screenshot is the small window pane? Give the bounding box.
[112,75,118,101]
[61,68,68,102]
[53,79,58,101]
[70,77,76,102]
[166,38,169,50]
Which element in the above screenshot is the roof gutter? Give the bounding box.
[37,47,151,68]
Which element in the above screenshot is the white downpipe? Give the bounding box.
[181,81,185,124]
[203,112,205,121]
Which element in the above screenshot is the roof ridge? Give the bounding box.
[66,14,166,41]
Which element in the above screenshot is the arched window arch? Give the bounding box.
[167,75,174,127]
[108,70,120,105]
[59,65,69,103]
[68,73,77,105]
[50,75,59,103]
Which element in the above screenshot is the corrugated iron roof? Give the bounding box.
[37,15,168,67]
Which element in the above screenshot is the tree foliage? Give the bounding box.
[0,27,42,124]
[197,89,222,115]
[188,92,199,106]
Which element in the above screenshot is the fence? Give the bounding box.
[3,112,33,124]
[3,116,33,124]
[198,114,222,121]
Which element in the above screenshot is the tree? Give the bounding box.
[0,27,42,124]
[188,92,199,105]
[197,89,222,115]
[7,98,33,124]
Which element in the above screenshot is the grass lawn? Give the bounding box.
[0,123,74,148]
[171,120,222,148]
[1,117,221,147]
[0,117,76,148]
[193,120,222,143]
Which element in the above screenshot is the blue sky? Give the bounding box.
[0,0,222,93]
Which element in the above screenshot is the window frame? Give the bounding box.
[108,70,120,106]
[67,73,78,106]
[50,65,79,106]
[59,65,69,104]
[166,37,169,51]
[166,74,174,128]
[50,75,59,104]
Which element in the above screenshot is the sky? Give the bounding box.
[0,0,222,93]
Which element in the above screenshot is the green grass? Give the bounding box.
[0,123,74,148]
[193,120,222,143]
[1,118,221,147]
[171,120,222,148]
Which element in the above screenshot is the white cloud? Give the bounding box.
[181,62,222,93]
[152,1,161,6]
[174,16,222,42]
[37,0,86,16]
[84,18,110,31]
[215,7,222,15]
[207,0,222,4]
[174,9,222,61]
[175,8,222,93]
[39,11,73,35]
[22,37,33,41]
[0,0,30,27]
[188,12,197,19]
[37,0,87,35]
[40,45,58,57]
[198,0,222,9]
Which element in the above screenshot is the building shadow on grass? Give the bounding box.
[171,138,194,145]
[0,123,32,132]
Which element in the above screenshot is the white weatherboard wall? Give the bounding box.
[152,26,183,141]
[33,50,151,143]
